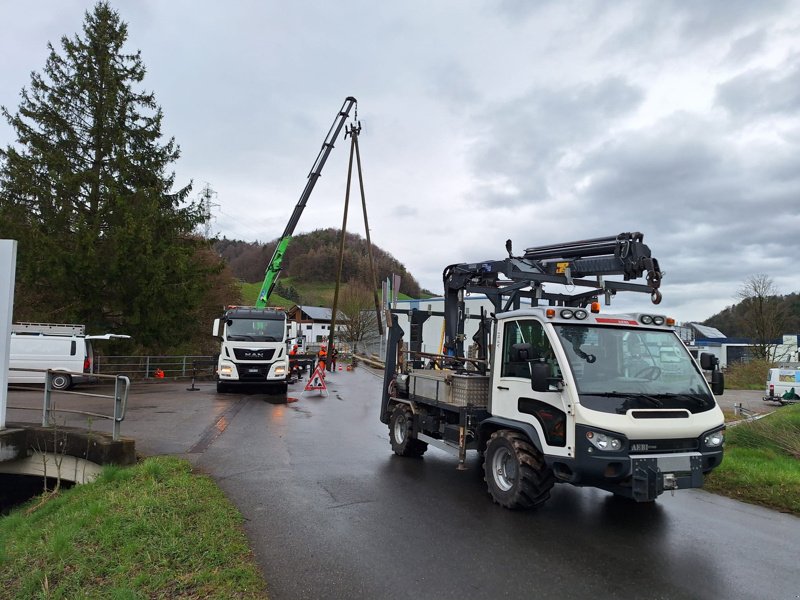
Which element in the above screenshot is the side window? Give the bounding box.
[501,320,552,379]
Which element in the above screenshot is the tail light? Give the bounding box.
[84,357,91,373]
[769,384,774,397]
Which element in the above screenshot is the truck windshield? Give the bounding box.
[226,318,285,342]
[554,324,716,414]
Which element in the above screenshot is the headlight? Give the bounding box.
[640,315,653,324]
[652,316,665,326]
[219,365,233,375]
[586,431,622,451]
[704,430,724,447]
[574,309,588,320]
[275,365,286,376]
[560,309,574,319]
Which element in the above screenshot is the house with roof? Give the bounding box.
[678,322,799,368]
[286,305,346,347]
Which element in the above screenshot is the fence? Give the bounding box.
[8,368,130,440]
[95,355,216,380]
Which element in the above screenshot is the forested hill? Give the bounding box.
[214,228,431,298]
[703,292,800,337]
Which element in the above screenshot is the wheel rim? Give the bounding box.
[491,446,517,492]
[393,412,407,444]
[52,375,68,389]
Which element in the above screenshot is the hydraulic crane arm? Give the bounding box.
[442,232,664,357]
[256,97,358,307]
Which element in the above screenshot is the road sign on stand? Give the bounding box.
[303,364,328,396]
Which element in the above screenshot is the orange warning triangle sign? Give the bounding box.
[304,364,328,393]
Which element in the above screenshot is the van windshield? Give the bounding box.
[225,318,285,342]
[554,324,716,414]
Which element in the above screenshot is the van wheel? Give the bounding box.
[484,429,554,510]
[51,373,72,391]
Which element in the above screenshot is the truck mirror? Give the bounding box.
[212,319,220,337]
[711,371,725,396]
[700,352,716,370]
[531,361,550,392]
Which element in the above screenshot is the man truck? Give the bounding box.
[213,97,357,395]
[380,233,726,508]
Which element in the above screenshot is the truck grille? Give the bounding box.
[233,348,275,361]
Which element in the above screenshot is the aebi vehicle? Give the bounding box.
[213,306,289,393]
[380,233,726,508]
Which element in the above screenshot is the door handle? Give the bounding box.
[497,386,509,390]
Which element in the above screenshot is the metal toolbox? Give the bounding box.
[409,370,489,407]
[450,373,489,407]
[409,369,452,403]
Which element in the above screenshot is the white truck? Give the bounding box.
[8,322,130,390]
[380,233,726,508]
[212,306,290,394]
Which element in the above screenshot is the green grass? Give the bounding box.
[705,404,800,514]
[0,457,267,599]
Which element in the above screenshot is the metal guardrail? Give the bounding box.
[8,368,131,441]
[95,355,215,379]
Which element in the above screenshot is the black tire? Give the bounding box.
[484,429,554,510]
[389,404,427,457]
[51,373,72,391]
[216,381,229,393]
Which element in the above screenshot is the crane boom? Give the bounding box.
[256,97,358,307]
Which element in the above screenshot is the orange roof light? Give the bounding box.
[590,302,601,314]
[666,317,675,326]
[546,308,556,318]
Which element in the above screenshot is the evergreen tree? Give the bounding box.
[0,2,218,351]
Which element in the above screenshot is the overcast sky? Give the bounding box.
[2,1,799,325]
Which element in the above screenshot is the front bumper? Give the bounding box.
[548,425,724,501]
[218,360,287,383]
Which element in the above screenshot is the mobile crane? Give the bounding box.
[213,98,357,394]
[380,232,726,508]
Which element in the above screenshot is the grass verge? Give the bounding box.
[0,456,267,599]
[705,404,800,515]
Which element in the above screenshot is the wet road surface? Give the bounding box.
[6,371,800,599]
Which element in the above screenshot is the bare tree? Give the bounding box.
[736,274,786,361]
[338,284,381,354]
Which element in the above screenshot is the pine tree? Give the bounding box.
[0,2,219,351]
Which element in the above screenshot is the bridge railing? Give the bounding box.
[8,368,131,440]
[94,355,216,379]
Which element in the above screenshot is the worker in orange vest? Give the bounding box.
[289,344,299,381]
[318,345,328,372]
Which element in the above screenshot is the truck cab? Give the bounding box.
[213,306,289,394]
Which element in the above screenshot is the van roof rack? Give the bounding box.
[11,322,85,335]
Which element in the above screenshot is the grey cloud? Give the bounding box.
[466,76,644,208]
[715,57,800,120]
[723,29,767,65]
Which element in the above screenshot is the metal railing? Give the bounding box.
[95,355,215,379]
[8,368,131,441]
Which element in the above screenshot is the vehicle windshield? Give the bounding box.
[225,318,285,342]
[554,324,716,414]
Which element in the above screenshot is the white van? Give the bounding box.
[7,323,129,390]
[764,366,800,405]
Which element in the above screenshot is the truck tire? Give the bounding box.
[216,381,229,393]
[484,429,554,510]
[389,404,427,457]
[51,373,72,391]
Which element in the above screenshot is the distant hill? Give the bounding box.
[703,292,800,337]
[214,228,433,304]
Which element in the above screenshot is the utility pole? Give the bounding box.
[198,183,219,239]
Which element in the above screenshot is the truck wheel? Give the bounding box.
[51,373,72,391]
[389,404,427,457]
[484,429,554,510]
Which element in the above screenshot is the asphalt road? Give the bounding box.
[5,372,800,600]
